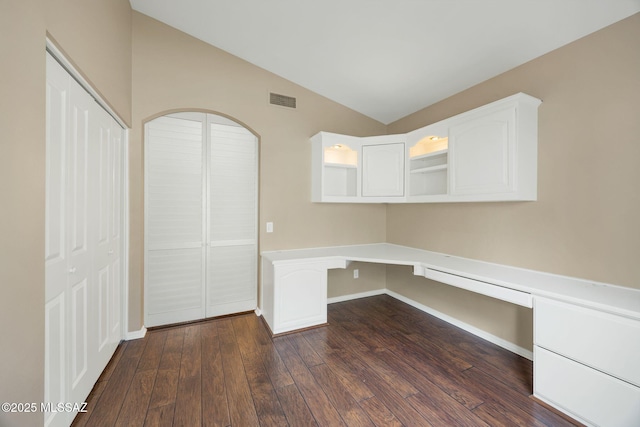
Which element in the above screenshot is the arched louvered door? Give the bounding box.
[144,112,258,327]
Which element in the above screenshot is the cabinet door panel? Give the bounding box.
[362,143,405,197]
[450,108,515,195]
[275,264,327,333]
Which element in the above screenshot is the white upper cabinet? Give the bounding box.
[361,136,405,198]
[310,132,360,202]
[406,121,449,200]
[447,93,541,201]
[310,93,541,203]
[310,133,406,202]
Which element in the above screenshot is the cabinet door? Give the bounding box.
[449,107,516,196]
[362,143,405,197]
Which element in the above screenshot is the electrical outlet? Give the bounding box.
[353,269,359,279]
[266,222,273,233]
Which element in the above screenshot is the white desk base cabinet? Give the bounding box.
[260,244,640,426]
[534,297,640,426]
[260,257,349,335]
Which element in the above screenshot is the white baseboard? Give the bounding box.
[328,288,533,360]
[327,289,386,304]
[125,326,147,341]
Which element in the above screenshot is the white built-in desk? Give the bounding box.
[260,243,640,427]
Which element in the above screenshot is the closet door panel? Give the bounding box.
[146,117,204,248]
[145,116,205,326]
[97,266,110,352]
[207,244,258,316]
[70,279,88,388]
[108,121,123,347]
[208,124,257,241]
[206,123,257,317]
[146,248,205,325]
[45,54,72,427]
[45,54,68,302]
[93,110,119,368]
[44,295,66,427]
[67,81,94,404]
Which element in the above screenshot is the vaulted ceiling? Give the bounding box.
[129,0,640,124]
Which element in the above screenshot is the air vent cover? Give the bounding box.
[269,92,297,109]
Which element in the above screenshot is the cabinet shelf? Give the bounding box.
[411,164,448,174]
[410,149,448,161]
[324,162,357,169]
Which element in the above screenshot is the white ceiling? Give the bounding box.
[129,0,640,124]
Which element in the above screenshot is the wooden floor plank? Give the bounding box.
[82,341,144,427]
[231,315,289,427]
[201,321,230,427]
[217,319,260,426]
[275,383,319,427]
[308,363,375,427]
[274,336,347,426]
[136,330,168,372]
[147,328,184,411]
[173,325,202,427]
[357,397,403,427]
[406,391,490,427]
[463,366,581,427]
[115,369,157,427]
[143,404,175,427]
[246,314,295,389]
[303,329,375,402]
[70,377,108,427]
[76,295,583,427]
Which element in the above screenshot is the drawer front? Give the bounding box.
[534,297,640,386]
[535,346,640,427]
[423,268,532,307]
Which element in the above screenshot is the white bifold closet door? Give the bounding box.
[145,113,257,327]
[45,52,124,427]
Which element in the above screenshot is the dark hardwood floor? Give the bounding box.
[72,295,581,426]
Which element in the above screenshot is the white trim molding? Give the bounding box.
[327,289,386,304]
[125,326,147,341]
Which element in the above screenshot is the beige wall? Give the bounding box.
[129,12,388,330]
[0,3,46,426]
[328,262,387,299]
[46,0,132,125]
[386,13,640,351]
[0,1,131,426]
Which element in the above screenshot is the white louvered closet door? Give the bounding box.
[145,114,205,327]
[145,113,257,327]
[206,121,258,317]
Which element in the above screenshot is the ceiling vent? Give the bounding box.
[269,92,297,109]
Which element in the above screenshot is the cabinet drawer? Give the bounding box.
[535,346,640,427]
[534,297,640,386]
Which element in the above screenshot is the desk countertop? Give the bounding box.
[262,243,640,320]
